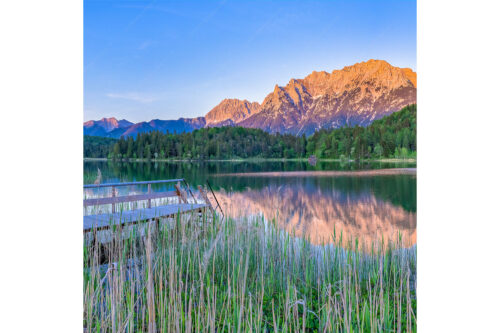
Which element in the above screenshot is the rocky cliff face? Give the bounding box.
[205,98,260,126]
[239,60,416,135]
[85,60,416,137]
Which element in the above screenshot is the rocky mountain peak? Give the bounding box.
[239,60,416,135]
[205,98,261,126]
[84,117,132,133]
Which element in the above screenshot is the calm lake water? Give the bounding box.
[84,160,416,246]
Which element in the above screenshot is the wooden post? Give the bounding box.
[198,185,215,215]
[147,183,152,208]
[175,182,188,204]
[155,217,160,233]
[185,183,197,204]
[111,186,116,213]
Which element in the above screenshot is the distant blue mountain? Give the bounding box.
[84,117,207,138]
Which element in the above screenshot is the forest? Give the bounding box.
[84,104,416,160]
[83,136,117,158]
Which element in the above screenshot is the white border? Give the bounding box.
[2,0,500,331]
[418,0,500,331]
[0,0,82,331]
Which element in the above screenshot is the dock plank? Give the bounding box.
[83,191,178,207]
[84,203,206,231]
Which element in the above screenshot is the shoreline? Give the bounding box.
[215,168,416,178]
[84,157,416,163]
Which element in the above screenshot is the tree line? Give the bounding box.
[84,136,117,158]
[84,104,416,160]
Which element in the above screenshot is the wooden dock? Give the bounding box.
[83,179,214,232]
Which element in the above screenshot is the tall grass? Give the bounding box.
[84,213,416,332]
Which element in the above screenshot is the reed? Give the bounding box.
[83,213,416,332]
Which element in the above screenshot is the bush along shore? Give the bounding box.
[84,213,416,332]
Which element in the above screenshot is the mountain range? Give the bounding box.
[83,118,133,137]
[84,60,416,138]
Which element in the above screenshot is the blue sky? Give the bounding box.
[84,0,416,122]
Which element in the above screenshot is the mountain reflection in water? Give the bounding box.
[214,185,416,247]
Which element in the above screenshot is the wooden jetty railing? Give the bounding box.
[83,179,207,232]
[206,180,224,220]
[84,179,196,213]
[196,180,225,221]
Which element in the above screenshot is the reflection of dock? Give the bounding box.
[83,179,212,232]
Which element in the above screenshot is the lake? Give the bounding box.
[84,160,416,247]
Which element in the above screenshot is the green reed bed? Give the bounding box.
[84,213,416,332]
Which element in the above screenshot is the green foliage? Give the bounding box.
[307,104,416,159]
[83,214,417,331]
[86,104,416,160]
[104,127,306,160]
[144,144,151,160]
[83,136,117,158]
